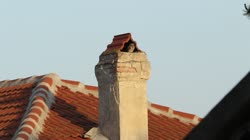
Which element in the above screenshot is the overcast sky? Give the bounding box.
[0,1,250,117]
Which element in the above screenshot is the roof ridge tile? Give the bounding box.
[148,102,201,125]
[103,33,141,54]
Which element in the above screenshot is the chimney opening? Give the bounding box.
[121,40,139,53]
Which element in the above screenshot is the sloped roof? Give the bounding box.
[185,72,250,140]
[0,74,200,140]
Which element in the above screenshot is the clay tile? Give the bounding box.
[151,103,170,112]
[61,79,80,86]
[103,33,142,54]
[42,77,53,86]
[85,85,98,91]
[16,133,29,140]
[20,127,33,134]
[173,110,195,120]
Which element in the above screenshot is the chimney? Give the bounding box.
[95,33,151,140]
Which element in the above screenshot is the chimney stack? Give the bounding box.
[95,33,151,140]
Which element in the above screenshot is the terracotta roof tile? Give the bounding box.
[151,103,170,112]
[61,79,80,86]
[173,110,196,120]
[85,85,98,91]
[0,74,200,140]
[0,83,35,140]
[103,33,142,54]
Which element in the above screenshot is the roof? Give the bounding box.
[185,72,250,140]
[0,73,201,140]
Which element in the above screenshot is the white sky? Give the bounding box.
[0,1,250,117]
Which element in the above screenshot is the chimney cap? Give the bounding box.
[103,33,142,55]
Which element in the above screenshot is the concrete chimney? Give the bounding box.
[95,33,151,140]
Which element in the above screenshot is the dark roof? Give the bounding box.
[0,74,200,140]
[185,72,250,140]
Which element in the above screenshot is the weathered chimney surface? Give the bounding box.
[95,33,151,140]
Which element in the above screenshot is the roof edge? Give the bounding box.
[148,102,201,125]
[0,75,42,88]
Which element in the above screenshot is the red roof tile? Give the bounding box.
[0,74,200,140]
[103,33,142,54]
[85,85,98,91]
[0,83,35,140]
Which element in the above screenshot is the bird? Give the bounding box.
[126,43,136,53]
